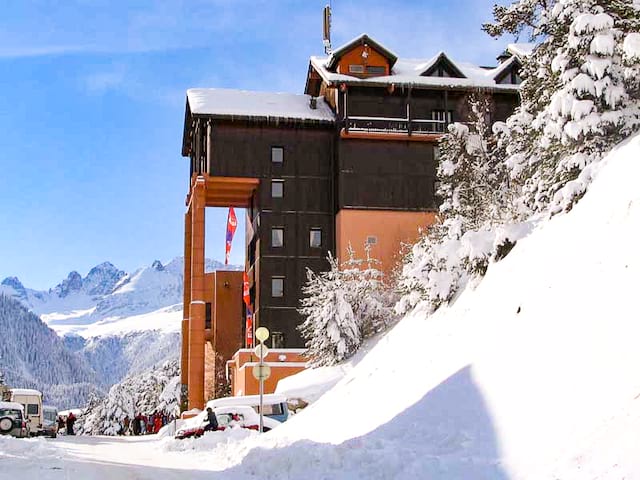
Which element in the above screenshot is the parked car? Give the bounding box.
[9,388,43,436]
[0,401,30,438]
[42,405,58,438]
[206,393,290,423]
[175,406,281,439]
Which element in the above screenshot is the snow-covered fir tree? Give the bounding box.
[299,248,393,367]
[78,360,180,435]
[396,93,526,315]
[484,0,640,214]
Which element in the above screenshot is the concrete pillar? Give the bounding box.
[188,177,206,410]
[180,208,192,394]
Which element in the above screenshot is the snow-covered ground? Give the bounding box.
[2,135,638,478]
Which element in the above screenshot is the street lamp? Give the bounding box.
[252,326,270,433]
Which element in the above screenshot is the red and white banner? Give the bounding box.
[224,207,237,265]
[243,271,250,307]
[245,306,254,348]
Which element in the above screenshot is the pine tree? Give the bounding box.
[484,0,640,213]
[299,254,360,367]
[299,248,393,367]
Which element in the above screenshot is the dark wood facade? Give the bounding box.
[181,35,523,350]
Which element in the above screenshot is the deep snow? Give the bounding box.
[2,134,639,478]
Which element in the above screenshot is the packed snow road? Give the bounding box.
[0,434,240,480]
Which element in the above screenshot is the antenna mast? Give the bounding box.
[323,4,332,54]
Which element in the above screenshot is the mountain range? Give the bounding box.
[0,257,237,408]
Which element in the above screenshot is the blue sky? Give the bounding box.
[0,0,511,289]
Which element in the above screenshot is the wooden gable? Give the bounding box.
[326,34,397,79]
[420,53,466,78]
[494,57,523,85]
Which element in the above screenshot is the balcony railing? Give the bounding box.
[345,115,448,135]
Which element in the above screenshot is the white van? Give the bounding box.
[206,393,289,423]
[10,389,43,436]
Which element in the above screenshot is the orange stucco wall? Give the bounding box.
[228,349,307,396]
[335,209,437,276]
[336,44,390,77]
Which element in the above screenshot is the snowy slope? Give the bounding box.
[0,134,638,480]
[134,132,637,479]
[259,133,640,478]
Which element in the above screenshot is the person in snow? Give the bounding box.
[66,412,76,435]
[123,415,130,435]
[132,414,141,436]
[57,415,65,434]
[204,407,218,432]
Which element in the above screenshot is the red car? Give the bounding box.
[175,406,281,439]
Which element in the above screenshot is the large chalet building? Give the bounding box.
[180,34,524,409]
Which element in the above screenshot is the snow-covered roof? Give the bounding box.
[309,55,522,91]
[186,88,335,124]
[10,388,42,397]
[0,401,24,411]
[326,33,398,70]
[507,42,536,57]
[206,393,287,410]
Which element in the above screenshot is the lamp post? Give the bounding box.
[253,326,270,433]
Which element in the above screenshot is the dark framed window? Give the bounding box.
[27,404,39,415]
[271,331,285,349]
[271,227,284,248]
[310,228,322,248]
[271,146,283,164]
[366,65,386,75]
[271,277,284,297]
[271,180,284,198]
[366,235,378,245]
[205,302,212,330]
[348,64,364,74]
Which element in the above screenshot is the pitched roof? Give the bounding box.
[326,33,398,70]
[308,54,522,92]
[186,88,335,123]
[417,52,466,78]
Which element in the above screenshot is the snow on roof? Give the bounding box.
[309,55,521,91]
[507,43,536,57]
[206,393,287,410]
[0,401,24,410]
[10,388,42,397]
[187,88,335,123]
[327,33,398,70]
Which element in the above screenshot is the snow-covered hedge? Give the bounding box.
[78,360,180,435]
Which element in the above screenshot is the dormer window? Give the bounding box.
[349,64,365,74]
[366,65,386,76]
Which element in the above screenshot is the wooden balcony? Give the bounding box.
[344,115,447,137]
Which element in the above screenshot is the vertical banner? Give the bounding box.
[246,306,254,348]
[224,207,237,265]
[243,271,252,347]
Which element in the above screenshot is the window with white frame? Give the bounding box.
[271,180,284,198]
[271,227,284,248]
[309,228,322,248]
[271,277,284,297]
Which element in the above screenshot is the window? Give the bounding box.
[366,65,386,76]
[27,404,39,415]
[309,228,322,248]
[272,277,284,297]
[205,302,212,330]
[271,331,285,349]
[271,180,283,198]
[366,235,378,245]
[271,146,283,164]
[348,64,364,74]
[271,227,284,248]
[433,145,440,162]
[431,110,453,123]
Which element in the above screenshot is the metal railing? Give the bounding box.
[345,115,447,135]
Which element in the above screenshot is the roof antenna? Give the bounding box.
[323,4,332,55]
